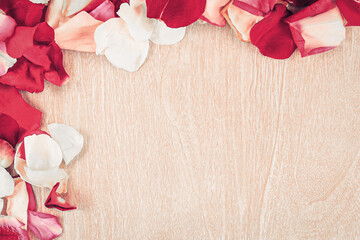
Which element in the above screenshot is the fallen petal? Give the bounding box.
[90,0,116,21]
[250,4,296,59]
[0,216,29,240]
[26,183,36,211]
[0,166,14,198]
[201,0,230,26]
[0,42,17,77]
[48,123,84,165]
[336,0,360,26]
[0,139,15,168]
[0,12,16,42]
[232,0,276,16]
[150,21,186,45]
[45,182,76,211]
[28,211,62,240]
[95,18,149,72]
[5,178,29,229]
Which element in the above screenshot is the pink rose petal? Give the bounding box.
[0,12,16,42]
[232,0,276,16]
[45,182,76,211]
[201,0,230,27]
[0,216,29,240]
[0,139,15,168]
[90,0,116,21]
[28,211,62,240]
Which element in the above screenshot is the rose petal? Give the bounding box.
[26,183,36,211]
[0,139,15,168]
[337,0,360,26]
[29,0,50,4]
[232,0,276,16]
[45,182,76,211]
[54,11,103,52]
[150,21,186,45]
[0,166,14,198]
[0,199,3,212]
[95,18,149,72]
[0,0,45,26]
[250,4,296,59]
[90,0,116,21]
[0,85,42,134]
[24,134,63,171]
[0,113,20,148]
[48,123,84,165]
[0,216,29,240]
[44,42,70,87]
[146,0,206,28]
[28,211,62,240]
[286,0,318,7]
[222,1,263,42]
[5,178,29,229]
[201,0,229,26]
[0,12,16,42]
[117,0,156,41]
[0,42,17,77]
[286,0,346,57]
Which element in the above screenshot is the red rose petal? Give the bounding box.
[146,0,206,28]
[26,183,36,212]
[28,211,62,240]
[0,0,45,27]
[286,0,318,7]
[0,57,45,93]
[250,4,296,59]
[45,182,76,211]
[112,0,129,12]
[5,26,37,59]
[232,0,276,16]
[44,42,70,86]
[0,13,17,42]
[90,0,116,21]
[337,0,360,26]
[0,84,42,132]
[0,216,29,240]
[0,114,20,147]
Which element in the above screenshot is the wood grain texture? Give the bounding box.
[23,23,360,240]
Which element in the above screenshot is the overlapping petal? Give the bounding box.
[201,0,230,26]
[0,140,15,168]
[250,4,296,59]
[0,216,29,240]
[0,167,14,198]
[45,182,76,211]
[150,21,186,45]
[28,211,62,240]
[232,0,276,16]
[286,0,346,57]
[0,12,16,42]
[0,42,17,77]
[146,0,206,28]
[95,18,149,72]
[337,0,360,26]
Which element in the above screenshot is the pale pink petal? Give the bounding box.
[222,2,263,42]
[202,0,230,26]
[89,0,116,21]
[287,7,346,56]
[0,166,14,198]
[0,139,15,168]
[28,211,62,240]
[48,123,84,165]
[5,178,29,229]
[150,21,186,45]
[117,0,156,41]
[0,42,17,77]
[95,18,149,72]
[0,12,17,42]
[54,11,103,52]
[0,216,29,240]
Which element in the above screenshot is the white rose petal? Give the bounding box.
[0,167,14,198]
[95,18,149,72]
[150,21,186,45]
[48,123,84,165]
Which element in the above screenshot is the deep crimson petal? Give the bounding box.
[44,42,70,86]
[0,0,45,27]
[0,114,19,147]
[250,4,296,59]
[0,84,42,132]
[337,0,360,26]
[23,45,52,71]
[146,0,206,28]
[0,57,45,93]
[26,183,36,211]
[28,211,62,240]
[286,0,318,7]
[0,216,29,240]
[6,26,38,59]
[232,0,276,16]
[34,22,55,45]
[45,182,76,211]
[112,0,129,12]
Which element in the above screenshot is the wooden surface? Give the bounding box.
[24,23,360,240]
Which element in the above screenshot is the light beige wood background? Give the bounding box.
[23,23,360,240]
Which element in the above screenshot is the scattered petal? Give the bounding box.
[45,182,76,211]
[150,21,186,45]
[146,0,206,28]
[26,183,36,211]
[117,0,156,41]
[90,0,116,21]
[0,198,3,212]
[0,12,16,42]
[0,216,29,240]
[5,178,29,228]
[29,0,50,4]
[95,18,149,72]
[48,123,84,165]
[201,0,229,26]
[232,0,276,16]
[286,0,346,57]
[0,139,15,168]
[0,0,45,26]
[222,1,263,42]
[0,166,14,198]
[0,42,17,77]
[336,0,360,26]
[250,4,296,59]
[28,211,62,240]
